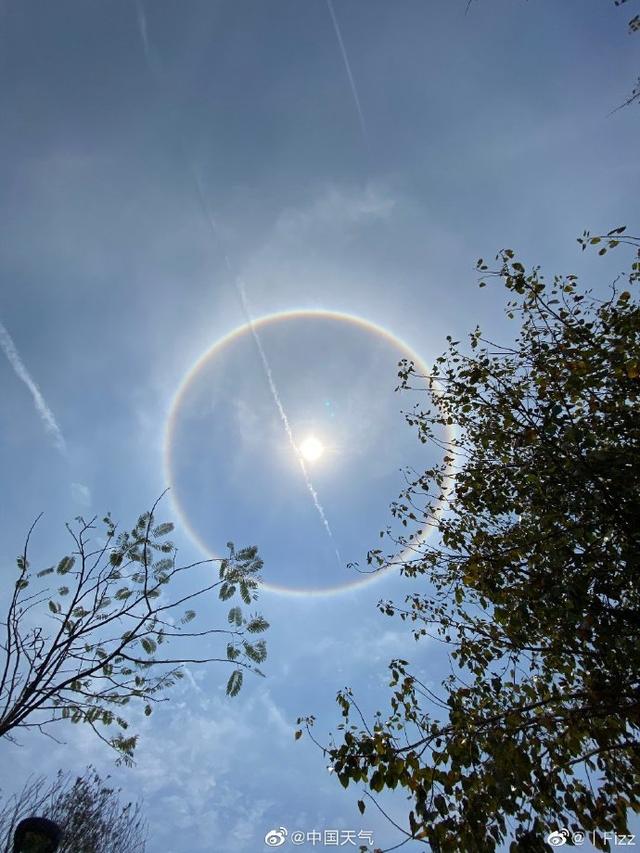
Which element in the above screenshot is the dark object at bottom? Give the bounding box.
[13,817,62,853]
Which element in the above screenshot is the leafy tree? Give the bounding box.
[298,231,640,851]
[0,493,269,766]
[0,765,146,852]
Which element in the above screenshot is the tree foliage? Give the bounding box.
[0,765,147,853]
[0,493,269,765]
[298,231,640,851]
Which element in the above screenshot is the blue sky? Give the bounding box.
[0,1,638,850]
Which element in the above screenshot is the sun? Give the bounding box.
[299,435,324,462]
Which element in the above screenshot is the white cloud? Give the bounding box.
[232,397,265,449]
[128,686,294,850]
[181,664,204,695]
[273,185,395,240]
[299,625,418,670]
[225,798,274,850]
[260,689,294,739]
[71,482,91,507]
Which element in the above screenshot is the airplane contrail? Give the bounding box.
[235,279,343,567]
[0,321,67,454]
[134,0,158,77]
[326,0,369,147]
[192,169,343,566]
[133,4,342,565]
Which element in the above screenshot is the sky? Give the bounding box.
[0,1,638,851]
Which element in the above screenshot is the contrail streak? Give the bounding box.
[132,4,342,565]
[134,0,157,77]
[326,0,369,147]
[235,279,343,566]
[191,169,343,566]
[0,321,67,454]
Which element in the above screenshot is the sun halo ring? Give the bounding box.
[163,308,455,597]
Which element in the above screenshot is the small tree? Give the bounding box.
[0,765,147,853]
[298,231,640,850]
[0,493,269,766]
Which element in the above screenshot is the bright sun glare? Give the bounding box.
[299,435,324,462]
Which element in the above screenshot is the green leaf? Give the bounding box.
[219,582,236,601]
[370,770,384,793]
[357,799,365,815]
[246,615,269,633]
[228,606,242,627]
[110,551,124,567]
[141,637,157,654]
[152,522,174,537]
[239,581,252,604]
[36,566,55,578]
[243,640,267,664]
[115,587,132,601]
[226,669,243,697]
[56,556,75,575]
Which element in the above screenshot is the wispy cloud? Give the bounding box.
[130,687,286,851]
[274,185,395,239]
[260,690,295,740]
[0,321,67,454]
[134,0,159,78]
[71,482,91,506]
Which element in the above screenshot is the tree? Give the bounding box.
[0,493,269,766]
[298,231,640,851]
[0,765,147,852]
